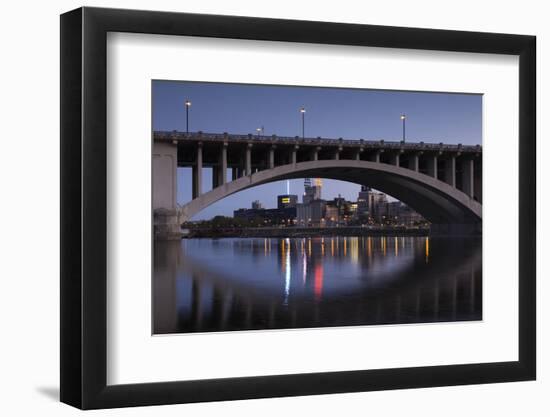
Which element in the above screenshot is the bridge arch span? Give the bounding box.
[179,160,481,229]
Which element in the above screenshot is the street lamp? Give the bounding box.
[185,100,192,134]
[300,107,306,139]
[256,127,262,138]
[400,114,406,142]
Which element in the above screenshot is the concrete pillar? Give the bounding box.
[245,144,252,176]
[370,150,382,163]
[219,143,228,185]
[311,147,320,161]
[153,141,181,240]
[408,153,419,172]
[152,141,177,210]
[462,158,474,198]
[192,143,203,198]
[354,149,363,161]
[269,146,275,169]
[390,153,400,166]
[445,156,456,188]
[291,145,298,166]
[426,155,438,179]
[334,147,342,160]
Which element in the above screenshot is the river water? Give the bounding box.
[153,236,481,334]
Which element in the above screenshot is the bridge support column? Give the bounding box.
[390,153,400,166]
[334,147,342,160]
[245,144,252,176]
[291,145,298,166]
[370,151,382,163]
[445,156,456,188]
[426,155,438,179]
[153,141,181,240]
[462,158,474,198]
[409,153,419,172]
[269,146,275,169]
[311,147,320,161]
[219,143,227,186]
[192,143,203,199]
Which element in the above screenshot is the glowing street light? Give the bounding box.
[300,107,306,139]
[400,114,407,142]
[185,100,192,134]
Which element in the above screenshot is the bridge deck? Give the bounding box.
[154,131,482,153]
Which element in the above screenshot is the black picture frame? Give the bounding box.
[60,6,536,409]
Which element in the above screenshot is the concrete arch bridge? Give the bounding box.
[153,131,482,238]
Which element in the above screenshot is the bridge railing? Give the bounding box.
[154,131,482,153]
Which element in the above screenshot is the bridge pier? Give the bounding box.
[192,143,203,199]
[152,141,181,239]
[445,156,456,188]
[311,147,320,161]
[389,153,400,167]
[426,155,438,179]
[218,143,227,186]
[269,146,275,169]
[409,153,420,172]
[291,145,298,166]
[245,143,252,176]
[461,158,474,199]
[370,150,382,163]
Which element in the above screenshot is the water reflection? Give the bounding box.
[153,236,482,334]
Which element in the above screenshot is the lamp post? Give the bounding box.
[400,114,406,142]
[256,127,262,138]
[300,107,306,139]
[185,100,192,134]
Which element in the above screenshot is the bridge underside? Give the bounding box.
[178,160,482,234]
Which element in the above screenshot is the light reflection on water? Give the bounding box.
[153,236,482,334]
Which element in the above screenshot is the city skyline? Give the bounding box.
[229,184,424,229]
[153,81,482,219]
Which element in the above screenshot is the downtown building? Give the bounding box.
[357,186,426,226]
[296,178,326,227]
[234,195,298,226]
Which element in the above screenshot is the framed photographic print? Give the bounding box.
[60,6,536,409]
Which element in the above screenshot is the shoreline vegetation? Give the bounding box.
[182,216,429,238]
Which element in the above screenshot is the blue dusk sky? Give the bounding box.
[153,81,482,220]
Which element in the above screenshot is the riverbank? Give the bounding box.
[182,226,430,238]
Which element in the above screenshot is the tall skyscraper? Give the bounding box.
[357,185,371,216]
[303,178,322,204]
